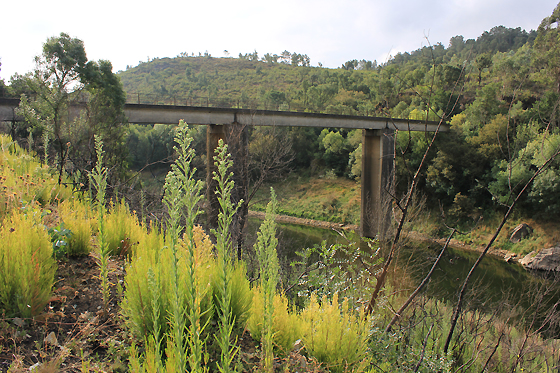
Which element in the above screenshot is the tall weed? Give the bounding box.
[89,135,111,314]
[0,210,56,318]
[211,139,245,373]
[253,188,280,371]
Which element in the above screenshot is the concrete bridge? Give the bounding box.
[0,97,447,238]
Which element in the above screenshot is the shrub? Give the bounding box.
[247,287,301,354]
[105,199,145,256]
[58,198,97,256]
[0,135,71,217]
[123,226,215,341]
[211,260,252,328]
[300,292,371,373]
[0,211,56,318]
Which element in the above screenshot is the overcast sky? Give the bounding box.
[1,0,557,81]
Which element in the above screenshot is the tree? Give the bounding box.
[225,124,294,260]
[16,32,127,187]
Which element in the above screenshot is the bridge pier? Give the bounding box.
[361,129,395,239]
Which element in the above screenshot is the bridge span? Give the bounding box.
[0,97,447,238]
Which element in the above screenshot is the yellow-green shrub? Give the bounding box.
[123,225,215,340]
[0,211,56,317]
[58,198,97,256]
[105,199,145,256]
[301,293,371,373]
[247,287,301,354]
[0,135,71,216]
[211,259,253,328]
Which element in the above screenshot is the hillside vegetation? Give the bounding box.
[115,18,560,241]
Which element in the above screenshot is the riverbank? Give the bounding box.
[249,210,515,261]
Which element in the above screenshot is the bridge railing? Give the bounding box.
[123,92,380,117]
[1,92,381,118]
[125,92,294,112]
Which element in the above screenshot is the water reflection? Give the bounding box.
[247,217,560,323]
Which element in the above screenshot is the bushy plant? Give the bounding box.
[210,259,252,327]
[0,210,56,318]
[247,287,301,354]
[58,198,97,256]
[105,199,144,256]
[300,292,371,373]
[0,134,71,217]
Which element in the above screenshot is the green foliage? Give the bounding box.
[90,135,111,314]
[253,188,280,371]
[247,288,301,355]
[300,293,371,373]
[47,222,73,259]
[292,236,381,306]
[0,210,56,318]
[0,134,71,216]
[14,32,128,188]
[105,199,144,256]
[489,131,560,212]
[58,198,97,256]
[211,139,244,373]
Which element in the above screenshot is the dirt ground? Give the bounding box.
[0,254,129,372]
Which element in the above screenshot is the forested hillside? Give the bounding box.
[118,22,559,220]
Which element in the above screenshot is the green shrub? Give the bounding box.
[0,211,56,318]
[247,287,301,354]
[105,199,144,256]
[0,134,71,217]
[211,260,252,328]
[300,292,371,373]
[123,226,215,341]
[58,198,97,256]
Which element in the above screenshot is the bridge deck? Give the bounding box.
[0,97,446,131]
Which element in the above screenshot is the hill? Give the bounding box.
[118,19,560,226]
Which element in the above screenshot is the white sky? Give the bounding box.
[1,0,557,81]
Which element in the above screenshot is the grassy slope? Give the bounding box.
[250,173,361,225]
[253,172,560,256]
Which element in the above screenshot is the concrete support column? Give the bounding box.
[361,128,395,239]
[207,123,227,231]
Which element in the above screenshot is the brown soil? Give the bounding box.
[0,254,129,372]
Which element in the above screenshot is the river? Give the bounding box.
[246,217,560,331]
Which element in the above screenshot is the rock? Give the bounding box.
[44,331,58,346]
[510,223,533,243]
[504,253,517,263]
[12,317,24,327]
[519,246,560,271]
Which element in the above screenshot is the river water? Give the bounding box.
[247,217,560,327]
